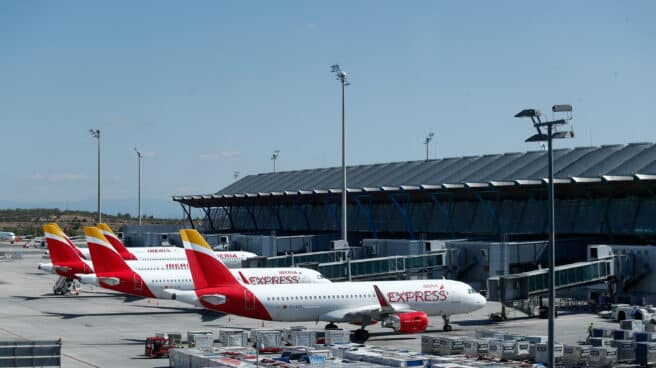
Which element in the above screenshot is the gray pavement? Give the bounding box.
[0,247,620,367]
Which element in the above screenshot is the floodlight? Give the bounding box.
[552,104,572,113]
[514,109,542,118]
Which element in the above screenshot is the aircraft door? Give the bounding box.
[134,274,143,290]
[244,289,256,311]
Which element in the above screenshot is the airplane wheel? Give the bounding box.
[325,323,338,330]
[353,329,369,343]
[443,324,453,332]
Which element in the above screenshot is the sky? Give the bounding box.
[1,1,654,217]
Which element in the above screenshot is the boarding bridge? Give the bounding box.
[487,257,616,302]
[263,251,451,281]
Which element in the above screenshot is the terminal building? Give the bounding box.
[172,142,656,306]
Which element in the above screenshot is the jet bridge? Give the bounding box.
[487,257,616,302]
[261,250,453,281]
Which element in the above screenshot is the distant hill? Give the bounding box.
[0,208,191,237]
[0,197,186,219]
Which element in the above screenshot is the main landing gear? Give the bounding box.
[442,315,452,332]
[353,328,369,343]
[53,276,79,295]
[325,323,339,330]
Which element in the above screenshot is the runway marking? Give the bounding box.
[0,327,100,368]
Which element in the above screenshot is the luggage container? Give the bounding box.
[489,340,517,360]
[512,340,530,360]
[535,343,563,365]
[188,331,214,347]
[219,331,249,347]
[635,331,655,342]
[589,346,617,368]
[421,335,439,354]
[591,328,613,338]
[324,329,350,345]
[613,329,634,340]
[462,338,489,358]
[589,337,612,347]
[636,342,656,366]
[437,336,464,356]
[563,344,590,368]
[287,330,316,347]
[620,319,644,332]
[611,339,635,362]
[250,330,283,353]
[194,334,214,352]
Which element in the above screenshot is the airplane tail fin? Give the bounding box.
[43,224,85,265]
[180,229,239,289]
[84,227,131,273]
[47,222,87,260]
[97,223,137,260]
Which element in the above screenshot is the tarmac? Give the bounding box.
[0,243,620,367]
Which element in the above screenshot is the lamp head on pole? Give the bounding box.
[425,132,435,145]
[271,150,280,161]
[134,147,143,158]
[330,64,349,85]
[89,129,100,139]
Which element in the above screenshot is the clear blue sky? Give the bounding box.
[1,1,654,216]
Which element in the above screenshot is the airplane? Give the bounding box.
[0,231,16,244]
[96,223,257,267]
[174,229,487,342]
[40,222,257,268]
[77,227,330,300]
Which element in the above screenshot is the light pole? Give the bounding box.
[89,129,101,223]
[134,147,143,226]
[424,132,435,160]
[331,64,350,244]
[271,150,280,172]
[515,104,574,368]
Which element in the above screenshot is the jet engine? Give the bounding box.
[382,311,429,333]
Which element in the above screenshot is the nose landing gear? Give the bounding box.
[442,315,452,331]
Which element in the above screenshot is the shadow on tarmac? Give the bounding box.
[41,305,225,322]
[13,292,144,303]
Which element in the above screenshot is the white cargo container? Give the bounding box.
[421,335,439,354]
[288,330,316,346]
[535,343,563,365]
[611,339,636,362]
[324,329,350,345]
[194,334,214,352]
[620,319,644,332]
[437,336,464,356]
[589,346,617,368]
[563,344,591,368]
[589,337,612,347]
[219,331,249,347]
[462,338,489,358]
[489,340,517,360]
[250,330,283,353]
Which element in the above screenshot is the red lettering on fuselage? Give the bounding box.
[387,289,448,303]
[247,275,300,284]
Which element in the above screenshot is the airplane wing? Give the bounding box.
[320,285,413,322]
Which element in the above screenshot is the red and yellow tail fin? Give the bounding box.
[181,229,239,290]
[97,223,137,260]
[43,224,83,264]
[47,222,87,260]
[84,227,131,273]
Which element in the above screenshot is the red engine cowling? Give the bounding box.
[385,311,429,333]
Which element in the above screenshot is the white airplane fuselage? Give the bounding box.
[193,279,485,323]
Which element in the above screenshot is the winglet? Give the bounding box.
[97,223,137,260]
[373,285,391,309]
[238,271,250,284]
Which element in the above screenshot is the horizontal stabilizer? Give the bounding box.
[200,294,227,306]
